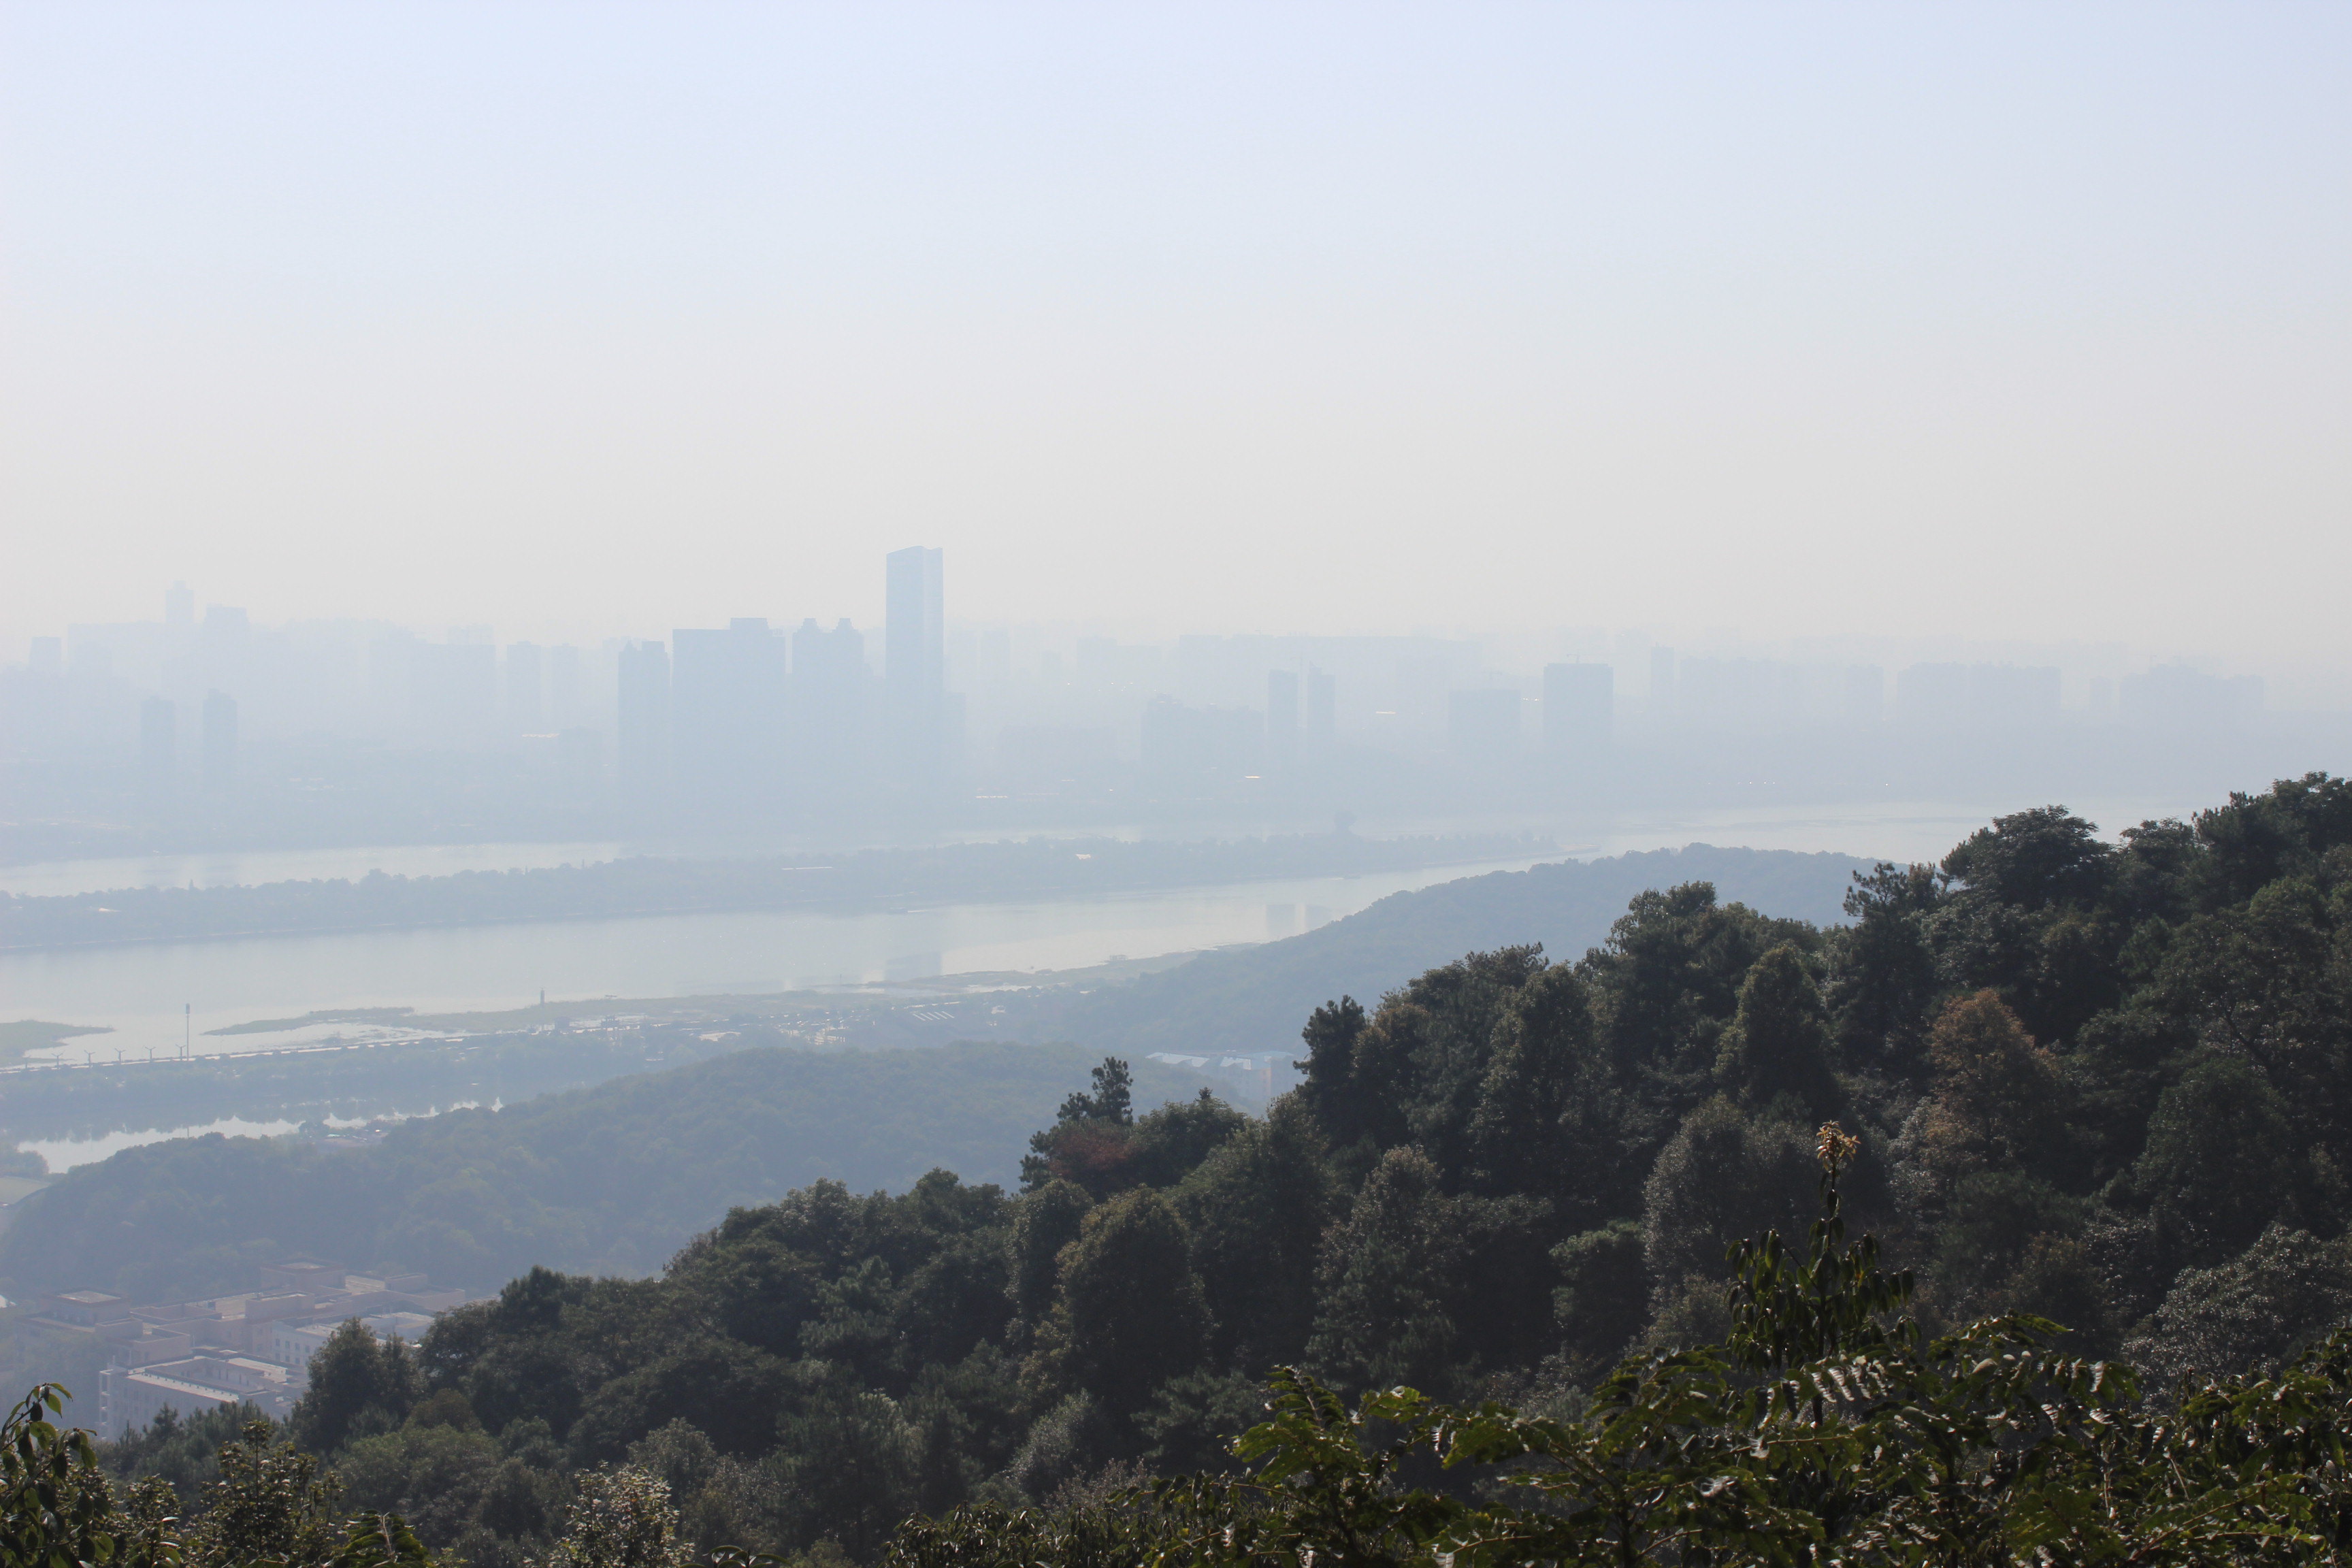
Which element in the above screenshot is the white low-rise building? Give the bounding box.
[98,1356,296,1437]
[270,1309,438,1375]
[79,1261,471,1439]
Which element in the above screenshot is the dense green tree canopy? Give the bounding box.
[11,775,2352,1565]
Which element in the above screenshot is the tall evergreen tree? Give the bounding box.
[1825,861,1944,1071]
[287,1322,420,1454]
[1713,944,1842,1121]
[1469,963,1605,1202]
[1041,1190,1209,1424]
[1175,1096,1335,1371]
[1307,1147,1462,1396]
[1006,1180,1092,1329]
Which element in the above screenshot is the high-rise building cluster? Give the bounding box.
[616,546,953,813]
[0,553,2285,846]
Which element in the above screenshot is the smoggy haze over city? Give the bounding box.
[16,14,2352,1530]
[5,4,2349,674]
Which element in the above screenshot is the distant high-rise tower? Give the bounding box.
[792,617,870,798]
[1542,663,1613,755]
[617,640,672,806]
[1267,670,1301,766]
[165,581,194,630]
[794,617,870,690]
[885,546,945,782]
[670,619,788,809]
[139,698,175,792]
[201,690,238,792]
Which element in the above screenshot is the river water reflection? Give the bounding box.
[3,794,2204,1065]
[0,858,1548,1061]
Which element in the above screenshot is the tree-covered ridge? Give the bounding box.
[0,1046,1232,1303]
[900,1135,2352,1567]
[17,772,2352,1565]
[32,1148,2352,1568]
[1027,841,1869,1061]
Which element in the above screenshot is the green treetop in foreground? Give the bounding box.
[21,1132,2352,1567]
[894,1127,2352,1567]
[17,774,2352,1565]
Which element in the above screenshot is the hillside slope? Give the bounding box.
[0,847,1870,1304]
[1030,844,1872,1058]
[0,1043,1224,1302]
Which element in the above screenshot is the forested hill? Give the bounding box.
[1028,843,1871,1058]
[71,771,2342,1568]
[0,1044,1230,1303]
[0,847,1855,1306]
[53,779,2352,1567]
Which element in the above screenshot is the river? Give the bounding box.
[0,857,1551,1063]
[1,792,2202,1066]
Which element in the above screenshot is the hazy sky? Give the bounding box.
[5,3,2347,657]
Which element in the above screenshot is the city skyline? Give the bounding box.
[10,569,2322,714]
[7,545,2317,866]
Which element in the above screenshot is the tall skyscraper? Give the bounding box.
[617,640,671,806]
[1267,670,1301,766]
[1542,662,1613,754]
[201,690,238,792]
[165,581,194,630]
[792,617,870,788]
[885,546,945,782]
[670,619,789,808]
